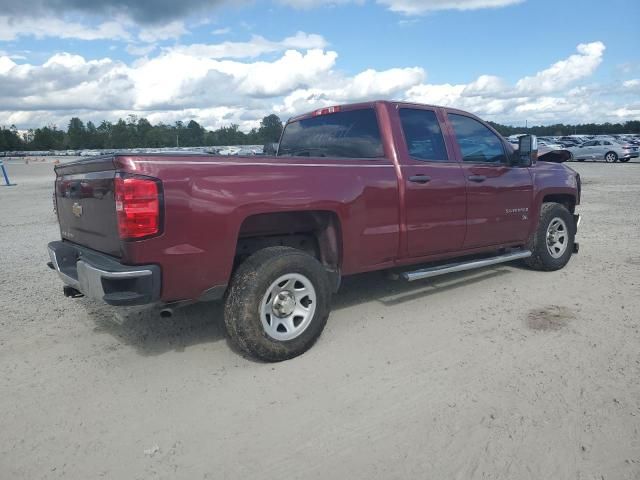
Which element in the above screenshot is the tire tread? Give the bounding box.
[525,202,574,271]
[224,246,331,362]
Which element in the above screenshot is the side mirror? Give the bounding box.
[518,135,538,166]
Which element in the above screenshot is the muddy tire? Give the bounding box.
[524,202,575,271]
[224,247,332,362]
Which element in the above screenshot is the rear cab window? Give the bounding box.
[278,108,384,159]
[398,108,449,162]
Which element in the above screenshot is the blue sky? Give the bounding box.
[0,0,638,130]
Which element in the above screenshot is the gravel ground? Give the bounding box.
[1,158,639,480]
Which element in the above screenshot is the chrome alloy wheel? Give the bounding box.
[260,273,317,341]
[546,217,568,259]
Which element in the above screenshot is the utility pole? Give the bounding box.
[176,134,179,148]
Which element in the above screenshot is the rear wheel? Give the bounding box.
[525,202,575,271]
[224,247,332,362]
[604,151,618,163]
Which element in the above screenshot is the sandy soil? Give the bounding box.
[1,158,639,480]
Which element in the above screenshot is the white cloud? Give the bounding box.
[131,48,338,109]
[277,0,364,8]
[278,0,521,13]
[515,41,605,96]
[0,0,524,45]
[275,66,425,114]
[402,41,621,124]
[169,32,327,59]
[0,16,131,41]
[377,0,523,14]
[0,37,637,130]
[138,21,189,43]
[406,83,466,105]
[622,79,640,91]
[126,44,158,57]
[0,56,16,75]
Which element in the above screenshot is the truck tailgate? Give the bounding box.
[55,156,121,258]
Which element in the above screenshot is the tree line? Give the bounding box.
[488,120,640,137]
[2,115,639,152]
[0,114,284,152]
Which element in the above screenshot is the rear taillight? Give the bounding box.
[114,176,161,240]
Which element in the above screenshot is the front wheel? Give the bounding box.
[525,202,575,271]
[604,151,618,163]
[224,247,332,362]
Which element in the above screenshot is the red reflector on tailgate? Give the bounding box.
[114,176,161,240]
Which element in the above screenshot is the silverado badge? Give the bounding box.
[72,202,83,218]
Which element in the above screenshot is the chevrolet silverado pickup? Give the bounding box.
[48,101,581,361]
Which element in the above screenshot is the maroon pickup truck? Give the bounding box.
[48,101,581,361]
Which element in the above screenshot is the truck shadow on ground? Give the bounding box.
[88,266,511,357]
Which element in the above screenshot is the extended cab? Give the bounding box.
[48,101,581,361]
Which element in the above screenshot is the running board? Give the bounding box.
[401,250,532,282]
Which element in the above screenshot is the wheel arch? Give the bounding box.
[541,193,576,214]
[234,210,343,290]
[528,187,577,238]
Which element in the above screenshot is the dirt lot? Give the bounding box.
[1,158,639,480]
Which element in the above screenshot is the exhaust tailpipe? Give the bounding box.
[63,286,84,298]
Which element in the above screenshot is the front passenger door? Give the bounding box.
[445,112,534,249]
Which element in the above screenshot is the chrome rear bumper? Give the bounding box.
[47,241,161,306]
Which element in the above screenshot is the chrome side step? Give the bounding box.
[401,250,532,282]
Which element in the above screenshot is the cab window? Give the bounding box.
[448,114,507,164]
[399,108,449,162]
[278,108,384,159]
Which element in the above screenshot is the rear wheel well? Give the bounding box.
[542,194,576,214]
[234,211,342,287]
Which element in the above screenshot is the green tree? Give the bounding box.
[31,126,64,150]
[110,119,131,148]
[184,120,205,146]
[67,117,86,149]
[257,114,283,143]
[0,125,25,151]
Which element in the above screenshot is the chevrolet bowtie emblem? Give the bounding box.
[72,202,83,218]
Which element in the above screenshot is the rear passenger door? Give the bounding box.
[600,141,615,160]
[396,106,467,257]
[444,111,533,249]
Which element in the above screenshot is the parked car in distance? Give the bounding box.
[568,139,639,162]
[538,140,565,150]
[557,137,582,147]
[48,100,582,361]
